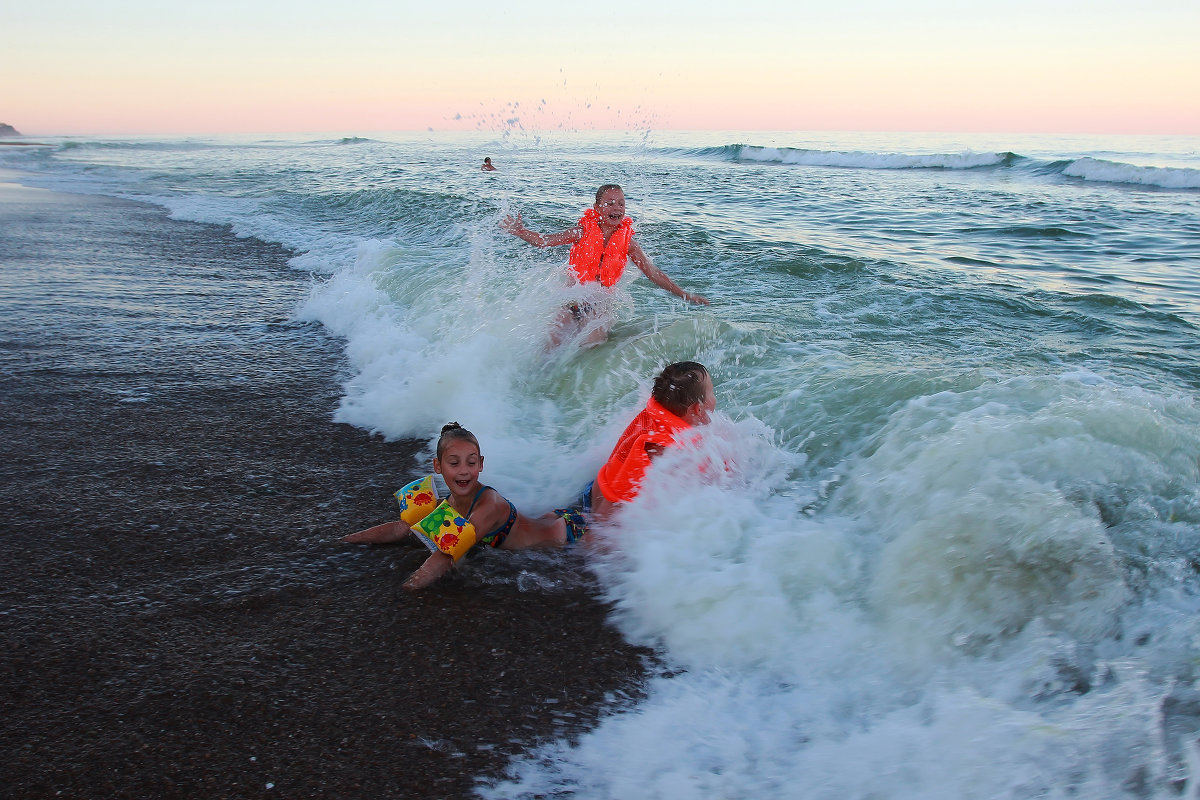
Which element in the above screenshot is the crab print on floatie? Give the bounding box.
[394,475,439,526]
[411,500,478,561]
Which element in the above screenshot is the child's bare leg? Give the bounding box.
[580,319,611,348]
[501,514,568,549]
[402,551,454,591]
[342,520,412,544]
[574,307,613,349]
[546,308,581,351]
[590,492,616,524]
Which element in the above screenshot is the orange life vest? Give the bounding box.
[595,397,693,504]
[568,209,634,287]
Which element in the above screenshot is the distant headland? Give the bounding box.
[0,123,51,147]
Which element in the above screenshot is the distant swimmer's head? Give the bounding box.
[593,184,626,224]
[653,361,716,425]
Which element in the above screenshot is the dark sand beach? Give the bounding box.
[0,181,651,799]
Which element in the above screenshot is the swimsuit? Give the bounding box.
[566,300,595,320]
[467,485,518,549]
[553,481,594,543]
[556,509,588,543]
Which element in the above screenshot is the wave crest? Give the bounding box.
[689,142,1199,191]
[736,145,1013,170]
[1063,156,1200,190]
[55,139,220,153]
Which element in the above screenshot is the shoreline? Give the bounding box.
[0,185,652,798]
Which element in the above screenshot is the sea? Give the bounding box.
[3,129,1199,798]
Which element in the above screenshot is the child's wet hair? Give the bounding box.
[594,183,623,203]
[652,361,710,416]
[436,422,481,459]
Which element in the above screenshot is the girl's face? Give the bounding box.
[434,438,484,495]
[685,374,717,426]
[594,188,626,227]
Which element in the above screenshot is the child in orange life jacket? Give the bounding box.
[343,422,576,591]
[500,184,709,348]
[556,362,716,532]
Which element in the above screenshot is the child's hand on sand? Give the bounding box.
[401,552,453,591]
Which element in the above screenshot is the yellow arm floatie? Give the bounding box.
[410,500,478,561]
[394,475,440,526]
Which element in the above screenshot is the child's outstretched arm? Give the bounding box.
[500,213,581,248]
[342,520,413,544]
[629,239,709,305]
[343,519,457,591]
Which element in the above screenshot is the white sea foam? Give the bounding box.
[294,216,670,511]
[1063,156,1200,189]
[482,373,1200,799]
[738,145,1008,170]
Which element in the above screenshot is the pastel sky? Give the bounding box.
[4,0,1198,136]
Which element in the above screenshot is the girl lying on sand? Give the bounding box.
[342,422,575,591]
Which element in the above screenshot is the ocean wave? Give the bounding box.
[688,144,746,160]
[1062,157,1200,190]
[682,142,1200,191]
[56,139,219,153]
[305,136,379,146]
[958,225,1089,239]
[735,145,1015,170]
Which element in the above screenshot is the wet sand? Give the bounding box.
[0,182,652,799]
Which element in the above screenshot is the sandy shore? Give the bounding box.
[0,182,652,799]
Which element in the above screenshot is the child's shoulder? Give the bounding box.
[468,485,514,515]
[466,486,516,532]
[484,485,515,510]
